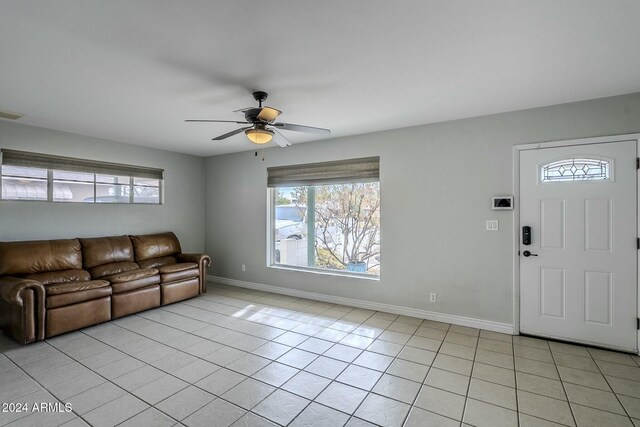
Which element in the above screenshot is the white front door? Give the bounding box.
[519,140,637,352]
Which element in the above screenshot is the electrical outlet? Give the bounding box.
[242,264,246,272]
[429,292,437,303]
[486,220,499,231]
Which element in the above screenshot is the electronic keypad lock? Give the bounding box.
[522,226,532,246]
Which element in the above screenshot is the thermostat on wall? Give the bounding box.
[492,196,513,210]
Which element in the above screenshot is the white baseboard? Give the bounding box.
[207,275,515,335]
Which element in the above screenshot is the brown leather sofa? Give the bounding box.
[0,232,210,344]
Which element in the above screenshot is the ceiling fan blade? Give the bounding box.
[257,106,282,122]
[232,107,254,113]
[212,127,251,141]
[185,119,249,124]
[272,122,330,134]
[272,129,292,148]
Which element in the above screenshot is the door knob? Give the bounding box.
[522,250,538,257]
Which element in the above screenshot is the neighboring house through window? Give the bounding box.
[0,149,163,204]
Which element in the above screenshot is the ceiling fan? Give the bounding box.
[186,91,330,147]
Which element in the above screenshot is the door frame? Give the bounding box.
[512,133,640,354]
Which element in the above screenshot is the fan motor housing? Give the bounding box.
[244,108,263,123]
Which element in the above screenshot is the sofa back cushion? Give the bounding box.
[89,261,140,279]
[137,256,177,269]
[24,269,91,285]
[79,236,134,269]
[0,239,83,276]
[130,232,181,261]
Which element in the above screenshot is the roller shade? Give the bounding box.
[1,149,164,180]
[267,156,379,187]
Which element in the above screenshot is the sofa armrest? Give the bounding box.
[0,277,43,305]
[0,277,46,344]
[176,253,211,294]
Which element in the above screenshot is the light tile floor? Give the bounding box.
[1,283,639,426]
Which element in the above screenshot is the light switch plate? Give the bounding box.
[486,220,499,231]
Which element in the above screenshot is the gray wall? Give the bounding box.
[0,121,205,252]
[204,93,640,325]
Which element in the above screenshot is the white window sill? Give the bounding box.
[268,264,380,281]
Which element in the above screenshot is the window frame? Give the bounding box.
[267,183,381,280]
[1,150,163,204]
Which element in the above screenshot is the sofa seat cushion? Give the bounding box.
[137,256,177,269]
[46,286,112,309]
[158,263,198,274]
[158,263,199,283]
[111,268,160,294]
[24,269,91,285]
[104,268,159,284]
[90,262,140,280]
[46,280,111,296]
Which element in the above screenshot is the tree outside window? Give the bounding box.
[274,182,380,275]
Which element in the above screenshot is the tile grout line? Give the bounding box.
[92,297,401,426]
[407,323,463,426]
[280,302,412,426]
[146,290,623,426]
[310,308,408,426]
[549,344,638,422]
[3,341,99,427]
[87,322,295,425]
[512,334,520,427]
[343,315,424,427]
[549,343,586,427]
[53,315,280,425]
[48,332,183,426]
[74,323,270,424]
[587,348,636,423]
[284,307,376,426]
[3,285,639,427]
[511,338,640,419]
[458,328,482,427]
[80,289,640,426]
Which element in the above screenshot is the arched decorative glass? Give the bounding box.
[540,158,610,182]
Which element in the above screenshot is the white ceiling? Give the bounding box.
[1,1,639,157]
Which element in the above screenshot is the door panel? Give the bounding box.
[520,140,637,352]
[584,271,612,325]
[540,267,565,318]
[584,199,611,251]
[540,199,565,249]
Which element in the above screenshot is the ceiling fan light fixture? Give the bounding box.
[245,127,273,144]
[186,91,329,147]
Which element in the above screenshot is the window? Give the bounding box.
[541,158,610,182]
[1,149,163,204]
[1,165,48,200]
[268,157,380,277]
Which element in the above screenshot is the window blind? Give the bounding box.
[267,156,379,188]
[0,149,164,180]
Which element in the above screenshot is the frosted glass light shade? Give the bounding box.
[245,128,274,144]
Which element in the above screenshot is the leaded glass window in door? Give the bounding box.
[540,158,610,182]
